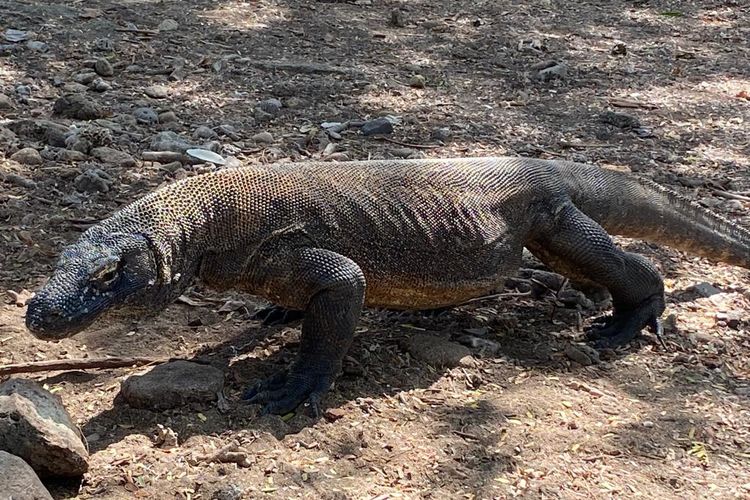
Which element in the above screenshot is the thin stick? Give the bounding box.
[711,189,750,203]
[373,136,442,149]
[558,141,614,149]
[460,290,532,305]
[115,28,158,35]
[0,356,170,377]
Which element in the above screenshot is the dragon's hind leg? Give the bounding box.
[526,202,665,347]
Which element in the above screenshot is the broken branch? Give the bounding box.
[0,356,170,377]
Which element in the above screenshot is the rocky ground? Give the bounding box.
[1,0,749,498]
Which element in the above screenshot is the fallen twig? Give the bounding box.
[559,141,614,149]
[115,27,158,35]
[711,189,750,203]
[460,290,532,305]
[235,58,360,76]
[373,136,442,149]
[0,356,169,377]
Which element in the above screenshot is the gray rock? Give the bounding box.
[94,58,114,77]
[689,281,722,298]
[5,119,69,147]
[10,147,42,165]
[73,72,97,85]
[93,38,115,52]
[216,124,240,139]
[15,84,31,96]
[144,84,169,99]
[53,93,108,120]
[89,77,112,92]
[404,334,473,368]
[193,125,218,140]
[134,107,159,125]
[536,62,568,81]
[26,40,49,52]
[564,343,600,366]
[63,82,90,93]
[74,167,113,193]
[119,360,224,410]
[251,131,274,144]
[360,117,394,136]
[3,173,36,189]
[409,74,426,88]
[0,126,17,150]
[257,98,282,115]
[150,130,194,153]
[158,19,179,31]
[0,451,53,499]
[91,146,136,168]
[40,146,88,163]
[254,108,274,123]
[61,192,83,206]
[158,110,178,124]
[599,111,640,129]
[0,93,13,110]
[0,379,89,477]
[390,147,418,158]
[431,127,451,141]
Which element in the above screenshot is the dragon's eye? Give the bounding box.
[93,262,120,289]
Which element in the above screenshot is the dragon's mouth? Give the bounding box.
[25,301,102,340]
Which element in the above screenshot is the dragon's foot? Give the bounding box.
[243,368,333,416]
[252,305,305,326]
[585,295,664,348]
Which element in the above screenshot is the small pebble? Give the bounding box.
[3,173,36,189]
[94,58,114,77]
[431,127,451,141]
[144,85,169,99]
[89,77,112,92]
[360,117,394,136]
[158,110,178,123]
[26,40,48,52]
[158,19,179,31]
[10,147,42,165]
[257,98,282,115]
[73,72,97,84]
[409,74,426,88]
[134,107,159,125]
[193,125,217,140]
[611,42,627,56]
[536,62,568,81]
[251,131,274,144]
[0,93,13,110]
[93,38,115,52]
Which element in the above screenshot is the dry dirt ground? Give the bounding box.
[1,0,750,498]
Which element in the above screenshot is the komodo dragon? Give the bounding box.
[25,157,750,415]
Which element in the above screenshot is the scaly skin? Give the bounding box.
[25,157,750,415]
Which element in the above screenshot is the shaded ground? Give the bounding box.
[1,0,750,498]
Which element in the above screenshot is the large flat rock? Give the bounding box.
[0,378,89,477]
[119,360,224,410]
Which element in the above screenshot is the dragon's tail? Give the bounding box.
[558,162,750,269]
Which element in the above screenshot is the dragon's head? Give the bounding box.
[26,232,160,339]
